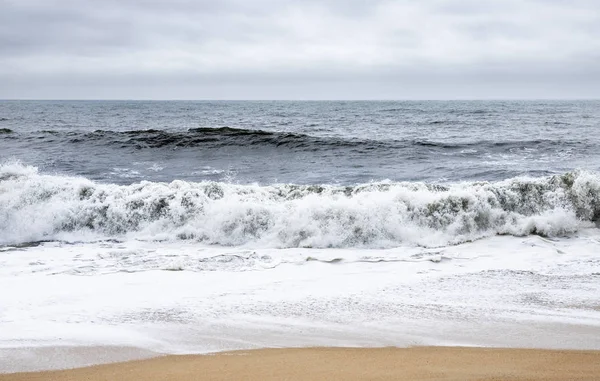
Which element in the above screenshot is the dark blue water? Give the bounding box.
[1,100,599,185]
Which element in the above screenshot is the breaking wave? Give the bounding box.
[1,162,599,248]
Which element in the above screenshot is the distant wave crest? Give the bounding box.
[30,127,377,150]
[1,127,585,153]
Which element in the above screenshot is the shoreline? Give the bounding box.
[0,346,161,374]
[2,346,600,381]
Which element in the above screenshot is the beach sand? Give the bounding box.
[2,346,600,381]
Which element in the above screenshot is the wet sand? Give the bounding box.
[2,346,600,381]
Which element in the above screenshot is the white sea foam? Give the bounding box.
[1,234,599,372]
[1,163,599,247]
[147,163,164,172]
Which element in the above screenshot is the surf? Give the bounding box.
[1,163,598,248]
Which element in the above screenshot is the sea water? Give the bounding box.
[1,100,599,371]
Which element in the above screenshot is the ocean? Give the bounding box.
[1,100,600,371]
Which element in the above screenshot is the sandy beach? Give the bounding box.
[2,346,600,381]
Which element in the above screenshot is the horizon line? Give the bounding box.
[1,98,599,102]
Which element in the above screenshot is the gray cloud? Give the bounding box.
[0,0,598,99]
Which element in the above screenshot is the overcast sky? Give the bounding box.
[1,0,599,99]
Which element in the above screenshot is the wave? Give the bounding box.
[379,108,415,112]
[1,163,599,248]
[14,127,378,151]
[412,139,577,150]
[1,127,586,153]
